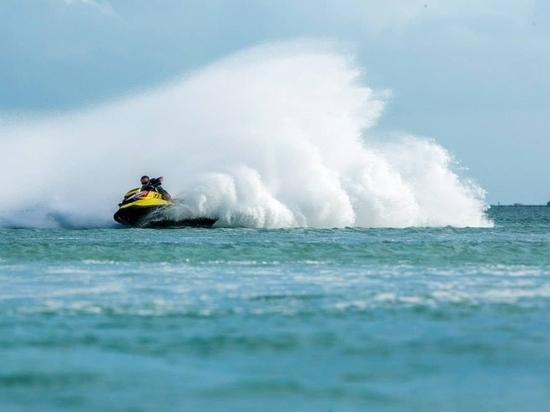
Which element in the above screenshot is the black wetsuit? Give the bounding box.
[141,180,171,200]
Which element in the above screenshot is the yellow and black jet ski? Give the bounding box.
[113,188,217,228]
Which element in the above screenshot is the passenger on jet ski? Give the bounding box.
[140,175,172,201]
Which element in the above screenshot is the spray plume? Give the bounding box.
[0,41,491,228]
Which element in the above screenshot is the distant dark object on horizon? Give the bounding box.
[491,203,550,207]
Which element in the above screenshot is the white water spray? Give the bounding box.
[0,41,491,228]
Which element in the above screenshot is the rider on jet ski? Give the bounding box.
[140,175,172,201]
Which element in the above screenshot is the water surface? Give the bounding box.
[1,206,549,411]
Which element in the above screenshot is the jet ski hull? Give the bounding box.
[113,189,217,228]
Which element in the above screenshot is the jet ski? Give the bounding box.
[113,188,217,228]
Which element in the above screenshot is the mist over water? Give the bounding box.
[0,41,490,228]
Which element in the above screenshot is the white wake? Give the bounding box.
[0,41,490,228]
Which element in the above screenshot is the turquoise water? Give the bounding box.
[1,206,550,411]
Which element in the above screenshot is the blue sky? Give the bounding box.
[1,0,549,204]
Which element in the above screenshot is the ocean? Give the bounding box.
[1,42,548,411]
[1,205,549,411]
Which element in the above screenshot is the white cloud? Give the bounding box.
[63,0,116,16]
[303,0,536,33]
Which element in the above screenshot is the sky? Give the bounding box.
[1,0,549,205]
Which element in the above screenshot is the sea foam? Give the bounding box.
[0,41,491,228]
